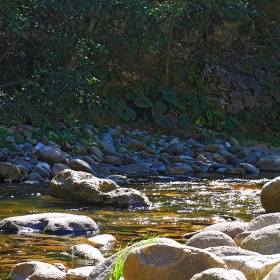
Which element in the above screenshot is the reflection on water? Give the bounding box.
[0,175,268,277]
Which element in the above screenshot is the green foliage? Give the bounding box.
[0,127,11,138]
[134,95,153,108]
[0,127,13,149]
[0,0,275,136]
[106,97,137,122]
[0,273,9,280]
[46,129,77,143]
[14,135,25,144]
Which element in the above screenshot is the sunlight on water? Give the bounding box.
[0,175,268,277]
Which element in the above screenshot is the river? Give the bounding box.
[0,173,275,278]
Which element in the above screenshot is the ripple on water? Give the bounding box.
[0,176,266,277]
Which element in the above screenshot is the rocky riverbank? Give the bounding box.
[1,122,280,187]
[2,122,280,279]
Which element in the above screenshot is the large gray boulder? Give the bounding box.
[0,162,22,181]
[238,163,259,174]
[38,146,68,166]
[88,238,180,280]
[122,243,227,280]
[257,156,280,171]
[51,162,71,177]
[240,224,280,254]
[260,177,280,212]
[246,213,280,231]
[0,213,98,235]
[50,169,150,207]
[68,158,96,175]
[8,261,66,280]
[11,156,33,172]
[186,230,237,249]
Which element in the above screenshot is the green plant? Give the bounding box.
[0,0,270,135]
[0,273,9,280]
[0,127,11,138]
[108,234,158,280]
[47,129,77,143]
[14,135,25,144]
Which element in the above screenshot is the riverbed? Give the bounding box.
[0,173,275,278]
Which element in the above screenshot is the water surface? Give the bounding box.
[0,174,271,277]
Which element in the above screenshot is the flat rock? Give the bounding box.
[66,266,94,280]
[190,268,246,280]
[0,213,99,235]
[205,246,261,257]
[222,255,280,280]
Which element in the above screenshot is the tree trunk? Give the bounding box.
[163,14,175,88]
[66,0,102,71]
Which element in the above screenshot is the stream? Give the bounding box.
[0,173,275,278]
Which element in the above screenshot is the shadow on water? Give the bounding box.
[0,172,276,276]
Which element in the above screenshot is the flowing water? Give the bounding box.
[0,173,275,278]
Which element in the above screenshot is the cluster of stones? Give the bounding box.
[2,122,280,209]
[5,211,280,279]
[1,122,280,185]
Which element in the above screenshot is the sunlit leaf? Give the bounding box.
[196,115,206,126]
